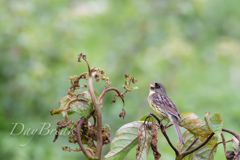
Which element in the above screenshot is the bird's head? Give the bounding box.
[149,81,167,94]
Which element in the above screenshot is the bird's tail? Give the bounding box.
[171,115,184,145]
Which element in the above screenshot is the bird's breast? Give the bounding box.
[148,96,169,120]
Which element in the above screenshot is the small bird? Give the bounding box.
[147,81,184,144]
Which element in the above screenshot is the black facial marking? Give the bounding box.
[155,83,160,89]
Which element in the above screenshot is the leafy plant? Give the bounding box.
[50,53,138,159]
[50,55,240,160]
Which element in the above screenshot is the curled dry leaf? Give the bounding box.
[119,109,126,120]
[111,96,116,103]
[151,121,161,160]
[78,53,86,62]
[62,145,82,152]
[69,131,77,143]
[124,73,130,79]
[53,120,68,142]
[136,123,151,160]
[233,148,240,160]
[102,124,111,145]
[232,136,240,153]
[136,125,144,159]
[132,78,138,83]
[226,150,235,160]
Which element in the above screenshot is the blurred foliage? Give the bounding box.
[1,0,240,159]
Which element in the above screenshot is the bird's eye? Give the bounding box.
[155,83,160,89]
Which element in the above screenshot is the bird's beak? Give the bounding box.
[149,80,156,88]
[149,84,154,88]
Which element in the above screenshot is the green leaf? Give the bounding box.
[103,124,111,132]
[49,109,62,115]
[130,86,138,92]
[177,130,217,160]
[83,90,100,101]
[94,90,100,99]
[140,115,153,122]
[232,136,240,153]
[66,109,75,115]
[204,112,223,138]
[59,95,71,117]
[70,101,93,118]
[58,94,93,118]
[104,121,145,160]
[83,90,91,100]
[179,112,218,145]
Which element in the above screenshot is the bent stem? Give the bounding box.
[222,128,240,160]
[78,53,91,74]
[222,128,240,141]
[77,117,95,159]
[208,139,232,158]
[76,110,96,159]
[64,98,89,131]
[98,87,124,104]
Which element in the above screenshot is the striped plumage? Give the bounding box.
[147,81,184,144]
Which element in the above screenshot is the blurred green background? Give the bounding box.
[1,0,240,159]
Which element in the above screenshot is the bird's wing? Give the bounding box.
[152,93,181,119]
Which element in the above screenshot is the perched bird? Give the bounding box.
[147,81,184,144]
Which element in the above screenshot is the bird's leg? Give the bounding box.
[161,121,171,132]
[157,118,164,131]
[164,121,174,129]
[164,121,169,128]
[165,123,173,130]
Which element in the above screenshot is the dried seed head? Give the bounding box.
[132,78,138,83]
[125,73,130,79]
[119,109,126,119]
[111,96,116,103]
[100,69,105,74]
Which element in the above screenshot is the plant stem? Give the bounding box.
[161,127,180,156]
[180,133,214,159]
[88,73,102,159]
[147,112,180,156]
[222,128,240,141]
[98,87,124,104]
[77,117,95,159]
[184,138,198,151]
[208,139,232,158]
[221,132,227,159]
